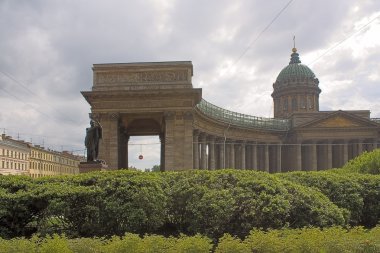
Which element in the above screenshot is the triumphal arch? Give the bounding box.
[82,48,380,171]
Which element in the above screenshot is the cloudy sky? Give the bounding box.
[1,0,379,169]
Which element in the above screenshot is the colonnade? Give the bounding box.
[193,131,282,172]
[193,130,379,172]
[292,139,379,171]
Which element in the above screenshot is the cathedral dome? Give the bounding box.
[272,47,321,119]
[276,48,316,83]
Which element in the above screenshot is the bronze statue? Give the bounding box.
[85,120,102,162]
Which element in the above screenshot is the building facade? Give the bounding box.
[29,146,81,178]
[0,134,82,177]
[0,134,30,175]
[82,49,380,171]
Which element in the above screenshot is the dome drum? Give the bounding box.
[272,48,321,118]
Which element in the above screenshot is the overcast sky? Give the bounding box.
[1,0,379,169]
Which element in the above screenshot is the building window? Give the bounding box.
[308,96,314,109]
[301,97,306,108]
[283,99,288,111]
[292,98,297,111]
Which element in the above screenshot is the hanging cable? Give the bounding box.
[308,13,380,66]
[230,0,295,68]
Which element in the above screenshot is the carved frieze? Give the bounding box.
[95,70,188,85]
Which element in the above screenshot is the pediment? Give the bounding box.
[297,111,379,129]
[314,115,362,128]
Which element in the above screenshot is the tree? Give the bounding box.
[151,165,160,172]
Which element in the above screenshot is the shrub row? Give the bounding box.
[0,226,379,253]
[341,149,380,174]
[1,162,380,239]
[0,170,350,239]
[278,171,380,227]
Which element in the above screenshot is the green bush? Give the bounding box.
[279,171,380,227]
[164,170,346,239]
[1,227,379,252]
[244,226,380,253]
[37,171,168,237]
[214,234,250,253]
[342,149,380,174]
[1,169,379,239]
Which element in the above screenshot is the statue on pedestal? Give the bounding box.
[85,120,102,162]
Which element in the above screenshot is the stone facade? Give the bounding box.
[0,134,30,175]
[29,146,82,178]
[0,134,82,177]
[82,62,201,170]
[82,55,380,172]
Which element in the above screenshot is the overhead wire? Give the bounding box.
[307,13,380,66]
[0,84,55,121]
[231,0,295,68]
[0,69,80,124]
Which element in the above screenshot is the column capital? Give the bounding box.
[89,112,101,122]
[108,112,120,121]
[183,111,193,120]
[90,112,115,122]
[199,132,208,140]
[207,135,216,142]
[164,111,175,120]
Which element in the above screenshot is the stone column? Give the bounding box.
[108,113,120,169]
[230,143,235,169]
[200,133,207,170]
[343,141,349,165]
[225,142,230,168]
[121,133,129,169]
[277,144,282,172]
[352,141,358,158]
[295,143,302,171]
[164,111,195,171]
[358,140,363,155]
[310,142,317,171]
[219,138,225,169]
[264,144,269,172]
[193,130,200,170]
[327,142,333,169]
[370,139,376,151]
[208,136,216,170]
[183,111,194,170]
[117,127,128,169]
[240,142,246,170]
[251,142,257,170]
[160,134,165,171]
[164,112,175,170]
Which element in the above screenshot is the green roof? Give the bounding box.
[196,99,290,131]
[276,50,316,82]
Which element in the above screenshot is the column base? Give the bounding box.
[79,161,108,173]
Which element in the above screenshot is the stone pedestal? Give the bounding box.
[79,161,108,173]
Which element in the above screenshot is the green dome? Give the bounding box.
[276,49,316,82]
